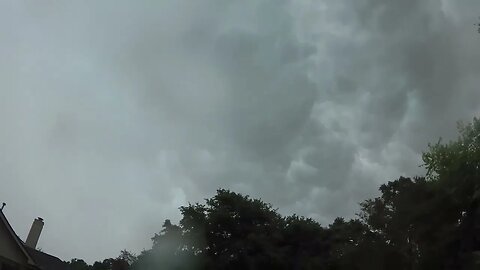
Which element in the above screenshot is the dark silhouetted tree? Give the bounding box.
[79,118,480,269]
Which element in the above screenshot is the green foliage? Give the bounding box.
[68,251,137,270]
[71,117,480,269]
[132,189,400,270]
[117,250,137,266]
[421,118,480,266]
[68,259,91,270]
[423,117,480,181]
[91,259,113,270]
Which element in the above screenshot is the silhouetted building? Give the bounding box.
[0,209,69,270]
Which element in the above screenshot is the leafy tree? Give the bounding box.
[356,118,480,269]
[328,217,404,270]
[68,259,92,270]
[91,259,113,270]
[359,176,460,269]
[133,189,331,269]
[202,189,284,269]
[280,215,331,269]
[74,117,480,270]
[422,118,480,267]
[117,250,136,266]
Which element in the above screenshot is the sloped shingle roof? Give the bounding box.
[24,246,70,270]
[0,209,70,270]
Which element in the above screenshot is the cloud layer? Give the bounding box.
[1,0,479,262]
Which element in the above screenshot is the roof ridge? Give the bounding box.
[0,209,38,266]
[25,246,64,262]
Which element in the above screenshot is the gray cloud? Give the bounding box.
[1,0,479,263]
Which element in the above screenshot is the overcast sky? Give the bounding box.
[1,0,480,263]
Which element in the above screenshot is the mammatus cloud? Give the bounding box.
[0,0,479,263]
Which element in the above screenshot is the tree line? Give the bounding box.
[68,118,480,269]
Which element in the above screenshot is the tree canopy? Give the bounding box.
[69,117,480,269]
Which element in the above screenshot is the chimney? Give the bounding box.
[26,217,44,249]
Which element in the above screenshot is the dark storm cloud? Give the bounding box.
[281,0,480,221]
[1,0,479,263]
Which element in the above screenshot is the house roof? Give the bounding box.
[0,208,36,265]
[0,209,70,270]
[24,246,70,270]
